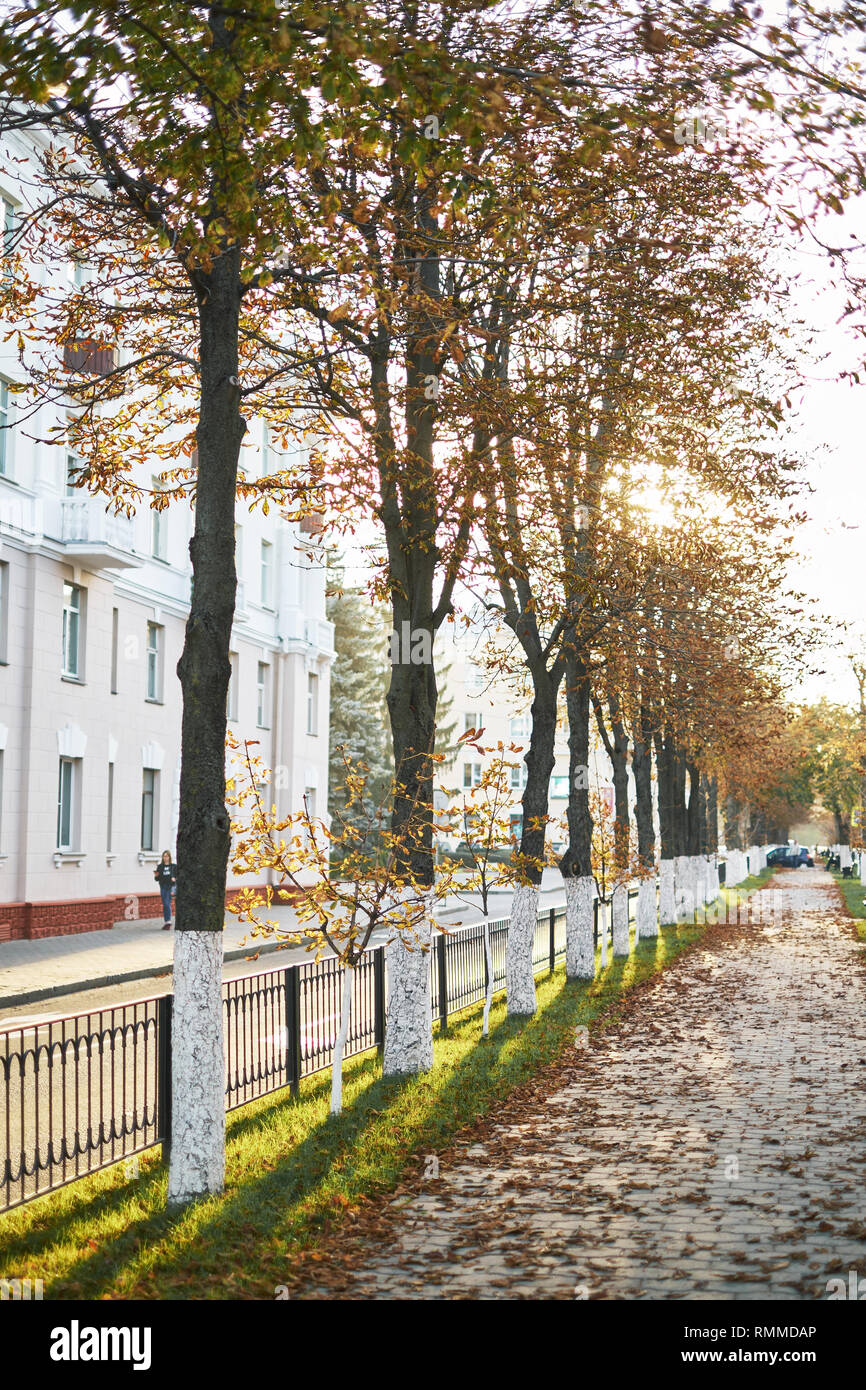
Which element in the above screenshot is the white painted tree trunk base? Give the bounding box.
[860,854,866,886]
[383,914,433,1077]
[167,930,225,1209]
[637,878,658,938]
[707,854,720,902]
[695,856,708,911]
[565,876,595,979]
[506,882,538,1016]
[330,964,354,1115]
[659,858,677,926]
[674,855,694,922]
[612,884,629,956]
[701,855,713,905]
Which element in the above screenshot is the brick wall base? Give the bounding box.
[0,883,291,940]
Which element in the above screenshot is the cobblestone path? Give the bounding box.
[298,869,866,1299]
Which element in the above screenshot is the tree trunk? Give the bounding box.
[169,248,245,1209]
[633,702,657,939]
[594,694,630,956]
[655,730,677,926]
[611,884,629,956]
[687,764,706,909]
[383,896,434,1076]
[724,793,741,851]
[561,654,594,978]
[377,185,453,1076]
[382,584,437,1076]
[506,667,560,1015]
[706,775,720,902]
[565,876,595,979]
[673,744,693,922]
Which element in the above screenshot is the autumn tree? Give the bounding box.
[0,0,521,1201]
[277,1,666,1041]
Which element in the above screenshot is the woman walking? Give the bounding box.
[154,850,177,930]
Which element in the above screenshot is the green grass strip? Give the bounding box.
[0,908,729,1301]
[827,866,866,938]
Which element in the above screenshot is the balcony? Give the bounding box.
[59,497,141,570]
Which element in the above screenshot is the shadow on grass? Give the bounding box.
[49,1003,543,1298]
[1,917,703,1299]
[0,1055,389,1286]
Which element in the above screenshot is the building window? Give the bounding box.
[260,539,273,607]
[141,769,157,851]
[509,715,531,741]
[57,757,77,850]
[261,421,270,477]
[464,711,481,734]
[0,378,9,475]
[227,651,238,720]
[509,813,523,840]
[106,764,114,853]
[151,482,167,560]
[463,762,482,788]
[61,582,82,678]
[110,607,118,693]
[307,671,318,735]
[303,785,317,845]
[1,195,15,282]
[549,775,570,799]
[146,622,162,701]
[0,560,8,663]
[510,764,528,790]
[256,661,270,728]
[65,450,79,496]
[465,662,485,696]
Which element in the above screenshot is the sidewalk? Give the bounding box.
[0,875,568,1012]
[0,905,307,1011]
[292,868,866,1300]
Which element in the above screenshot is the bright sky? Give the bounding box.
[783,196,866,707]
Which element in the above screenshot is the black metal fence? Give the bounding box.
[0,894,640,1215]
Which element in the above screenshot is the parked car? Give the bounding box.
[766,848,788,866]
[780,847,814,868]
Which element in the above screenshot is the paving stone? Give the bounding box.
[299,870,866,1300]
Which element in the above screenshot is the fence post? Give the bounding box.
[156,993,172,1166]
[374,948,386,1056]
[285,967,302,1098]
[437,933,448,1034]
[593,898,598,947]
[549,907,556,973]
